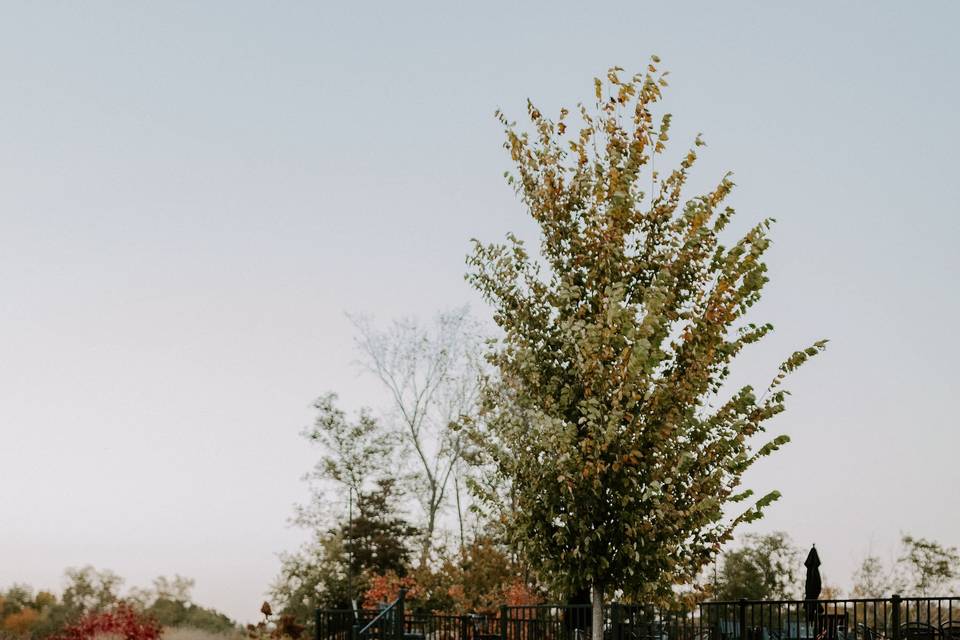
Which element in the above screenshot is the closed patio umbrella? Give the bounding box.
[804,545,822,621]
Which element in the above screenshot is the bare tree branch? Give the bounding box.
[347,307,482,565]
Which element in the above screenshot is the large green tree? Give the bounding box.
[467,60,825,637]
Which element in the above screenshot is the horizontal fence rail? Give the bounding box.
[317,598,960,640]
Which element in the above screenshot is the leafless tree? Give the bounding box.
[349,307,482,566]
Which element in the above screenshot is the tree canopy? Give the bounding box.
[466,59,826,623]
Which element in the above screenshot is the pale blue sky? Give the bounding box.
[1,1,958,623]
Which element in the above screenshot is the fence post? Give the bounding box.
[315,610,322,640]
[460,616,469,640]
[352,624,361,640]
[396,588,407,640]
[891,595,901,640]
[738,600,747,640]
[500,605,508,640]
[697,603,704,640]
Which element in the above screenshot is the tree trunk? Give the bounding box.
[591,584,603,640]
[454,472,465,556]
[419,491,438,568]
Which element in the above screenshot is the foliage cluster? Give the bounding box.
[710,532,801,600]
[0,568,235,640]
[271,527,534,622]
[48,604,161,640]
[272,476,421,620]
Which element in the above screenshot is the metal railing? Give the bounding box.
[317,602,692,640]
[699,596,960,640]
[317,597,960,640]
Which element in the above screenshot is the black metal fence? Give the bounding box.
[316,603,695,640]
[699,597,960,640]
[317,597,960,640]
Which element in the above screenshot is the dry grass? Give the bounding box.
[161,628,244,640]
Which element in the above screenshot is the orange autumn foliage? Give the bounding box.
[3,608,40,635]
[361,572,423,609]
[502,580,539,606]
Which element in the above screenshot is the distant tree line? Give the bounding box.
[0,567,235,640]
[708,532,959,601]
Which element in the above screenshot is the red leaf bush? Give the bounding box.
[51,603,161,640]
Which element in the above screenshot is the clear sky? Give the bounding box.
[1,0,958,624]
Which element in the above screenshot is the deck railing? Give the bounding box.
[316,597,960,640]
